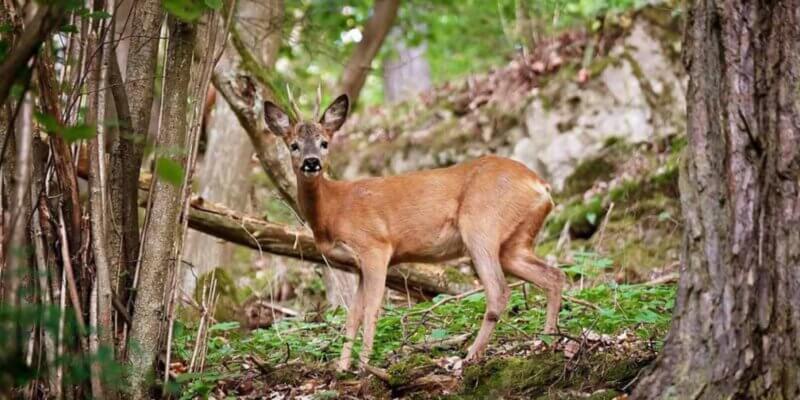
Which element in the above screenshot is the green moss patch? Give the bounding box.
[460,351,649,399]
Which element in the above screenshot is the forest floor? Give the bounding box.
[170,281,675,399]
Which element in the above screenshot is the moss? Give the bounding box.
[194,268,241,322]
[387,354,435,387]
[547,196,606,239]
[587,56,622,79]
[312,390,339,400]
[444,266,474,286]
[460,352,651,398]
[562,157,617,198]
[559,138,632,199]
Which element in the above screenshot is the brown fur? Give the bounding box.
[264,95,565,371]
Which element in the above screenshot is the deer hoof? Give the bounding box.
[336,359,351,373]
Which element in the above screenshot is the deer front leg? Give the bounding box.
[356,251,390,369]
[337,280,364,372]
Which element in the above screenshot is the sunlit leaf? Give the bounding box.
[203,0,222,11]
[62,124,96,143]
[34,112,60,134]
[209,321,240,332]
[155,157,185,186]
[163,0,206,22]
[430,328,448,340]
[60,24,78,33]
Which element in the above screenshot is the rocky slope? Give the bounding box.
[331,7,685,192]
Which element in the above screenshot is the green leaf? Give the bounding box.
[155,157,185,186]
[204,0,222,11]
[430,328,448,340]
[209,321,239,332]
[586,212,597,225]
[163,0,206,22]
[62,124,96,143]
[60,24,79,33]
[87,10,112,19]
[34,112,61,134]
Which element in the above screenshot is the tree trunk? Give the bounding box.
[112,0,163,304]
[515,0,535,55]
[126,17,195,398]
[183,0,284,293]
[633,1,800,398]
[339,0,400,106]
[382,35,431,103]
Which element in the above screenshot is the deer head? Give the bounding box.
[263,86,349,179]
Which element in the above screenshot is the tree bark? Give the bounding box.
[212,72,298,210]
[112,0,163,303]
[339,0,400,106]
[0,4,62,104]
[127,17,195,398]
[3,92,32,313]
[633,0,800,398]
[86,30,114,399]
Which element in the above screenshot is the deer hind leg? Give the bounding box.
[463,238,509,362]
[356,249,391,369]
[501,246,565,334]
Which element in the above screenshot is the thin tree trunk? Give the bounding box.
[339,0,400,106]
[86,29,114,399]
[2,91,32,333]
[0,4,62,104]
[382,35,431,103]
[127,16,196,398]
[515,0,535,55]
[633,0,800,398]
[112,0,163,305]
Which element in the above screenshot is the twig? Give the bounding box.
[640,271,679,286]
[401,333,471,353]
[57,208,87,337]
[405,281,526,319]
[361,363,390,383]
[593,202,614,251]
[563,295,602,311]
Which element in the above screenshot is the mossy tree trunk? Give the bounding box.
[633,0,800,398]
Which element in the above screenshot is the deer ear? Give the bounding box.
[319,94,349,133]
[264,101,292,137]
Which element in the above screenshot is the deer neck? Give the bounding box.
[297,174,335,236]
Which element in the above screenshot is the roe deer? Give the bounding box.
[263,90,565,371]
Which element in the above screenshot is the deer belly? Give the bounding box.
[391,222,465,264]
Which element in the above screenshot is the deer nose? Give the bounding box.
[301,157,322,172]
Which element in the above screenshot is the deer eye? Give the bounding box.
[290,143,300,152]
[320,141,328,149]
